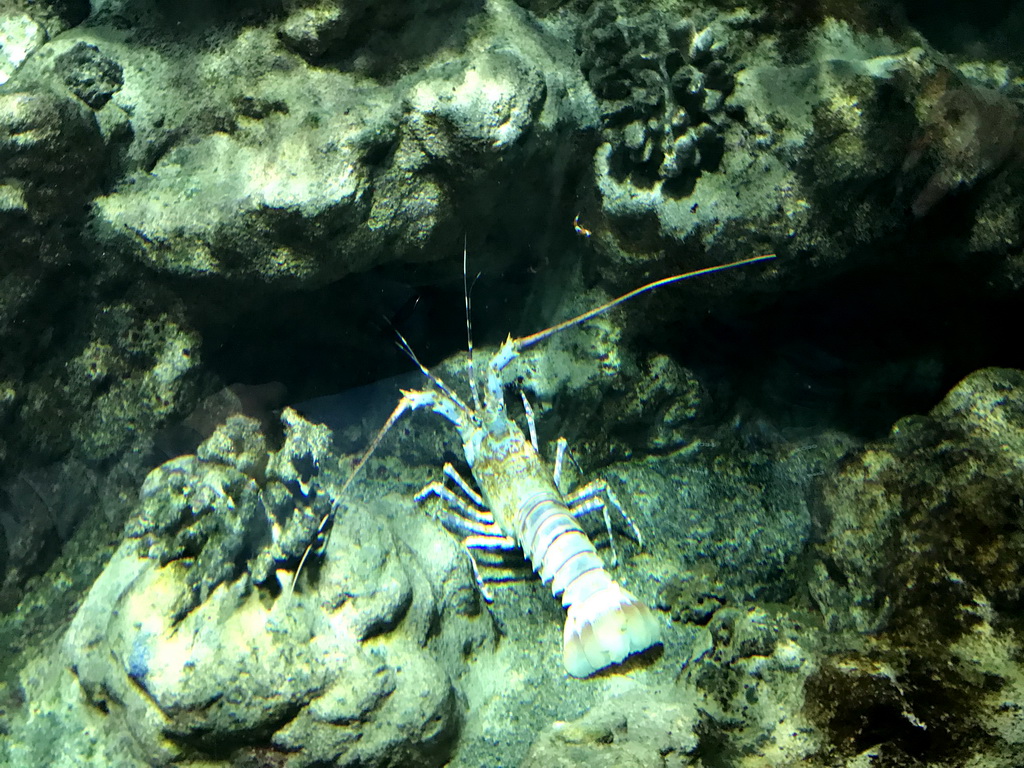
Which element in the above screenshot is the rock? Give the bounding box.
[522,688,700,768]
[54,42,124,110]
[0,11,46,87]
[812,367,1024,634]
[60,408,476,766]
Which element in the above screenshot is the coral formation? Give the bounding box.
[579,0,734,197]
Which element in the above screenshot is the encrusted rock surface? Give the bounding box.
[807,367,1024,764]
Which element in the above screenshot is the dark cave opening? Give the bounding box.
[665,250,1024,441]
[199,259,540,409]
[199,239,1024,452]
[899,0,1024,61]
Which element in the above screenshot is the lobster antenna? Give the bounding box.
[515,253,776,351]
[288,392,417,599]
[288,323,477,600]
[464,238,481,411]
[394,328,473,417]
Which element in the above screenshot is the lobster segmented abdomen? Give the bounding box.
[466,422,660,677]
[516,496,662,678]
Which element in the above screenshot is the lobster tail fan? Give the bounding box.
[562,583,661,678]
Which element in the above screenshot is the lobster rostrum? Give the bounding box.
[296,251,775,677]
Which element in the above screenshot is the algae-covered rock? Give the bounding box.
[279,0,474,69]
[812,366,1024,635]
[23,296,204,462]
[0,86,105,328]
[54,41,124,110]
[0,10,46,87]
[81,15,580,289]
[807,367,1024,764]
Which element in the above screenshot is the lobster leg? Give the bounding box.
[548,435,643,566]
[418,491,514,602]
[519,390,540,451]
[552,437,569,491]
[417,468,522,601]
[565,478,644,563]
[461,533,520,602]
[442,462,485,510]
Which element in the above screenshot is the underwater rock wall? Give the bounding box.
[2,0,1024,766]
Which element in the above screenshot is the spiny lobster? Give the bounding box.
[294,250,775,677]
